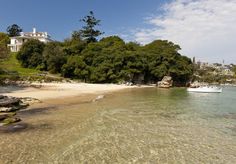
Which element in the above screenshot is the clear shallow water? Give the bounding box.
[0,87,236,163]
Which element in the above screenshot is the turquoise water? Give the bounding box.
[0,87,236,163]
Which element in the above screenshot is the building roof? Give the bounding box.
[10,28,53,41]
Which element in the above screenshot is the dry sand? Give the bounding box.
[1,82,148,100]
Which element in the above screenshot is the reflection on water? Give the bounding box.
[0,87,236,163]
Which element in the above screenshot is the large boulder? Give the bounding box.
[157,76,173,88]
[0,96,21,107]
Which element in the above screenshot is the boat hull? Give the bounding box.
[187,87,222,93]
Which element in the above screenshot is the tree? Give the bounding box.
[6,24,23,37]
[143,40,193,84]
[63,37,86,56]
[78,11,103,43]
[17,39,45,68]
[43,42,66,73]
[60,37,193,85]
[0,33,10,60]
[232,65,236,78]
[61,55,88,80]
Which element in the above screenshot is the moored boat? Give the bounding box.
[187,86,222,93]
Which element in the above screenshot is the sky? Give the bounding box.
[0,0,235,63]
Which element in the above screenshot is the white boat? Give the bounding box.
[187,86,222,93]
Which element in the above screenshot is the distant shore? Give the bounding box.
[1,82,153,101]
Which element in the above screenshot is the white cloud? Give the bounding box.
[134,0,236,63]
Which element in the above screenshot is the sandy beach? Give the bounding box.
[0,82,147,100]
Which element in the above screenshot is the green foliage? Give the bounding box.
[0,32,10,60]
[232,65,236,74]
[17,39,45,68]
[0,32,10,45]
[58,36,193,85]
[6,24,22,37]
[77,11,104,43]
[62,37,193,85]
[61,55,87,80]
[62,37,86,55]
[142,40,193,85]
[43,42,66,73]
[0,52,40,83]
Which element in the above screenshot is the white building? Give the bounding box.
[8,28,52,52]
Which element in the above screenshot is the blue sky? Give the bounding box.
[1,0,236,63]
[0,0,168,41]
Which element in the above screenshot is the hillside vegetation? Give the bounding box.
[1,12,193,86]
[16,38,193,85]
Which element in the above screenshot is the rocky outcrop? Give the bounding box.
[157,76,173,88]
[0,97,21,107]
[0,95,40,126]
[0,96,28,112]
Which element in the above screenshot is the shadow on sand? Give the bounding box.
[0,85,27,94]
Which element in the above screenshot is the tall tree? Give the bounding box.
[6,24,22,37]
[78,11,103,43]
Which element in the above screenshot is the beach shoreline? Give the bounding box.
[0,82,154,101]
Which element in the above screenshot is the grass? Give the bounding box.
[0,53,40,76]
[0,53,65,82]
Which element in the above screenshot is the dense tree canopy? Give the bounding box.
[16,35,193,85]
[17,40,45,68]
[6,24,22,37]
[43,42,66,73]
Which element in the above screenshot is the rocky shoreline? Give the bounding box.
[0,95,40,126]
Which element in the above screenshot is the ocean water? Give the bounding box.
[0,87,236,163]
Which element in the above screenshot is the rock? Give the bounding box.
[0,96,41,113]
[19,97,41,105]
[0,97,20,107]
[2,117,21,125]
[0,95,39,126]
[157,76,173,88]
[92,95,105,102]
[0,107,12,112]
[0,106,21,112]
[0,112,16,121]
[19,102,29,108]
